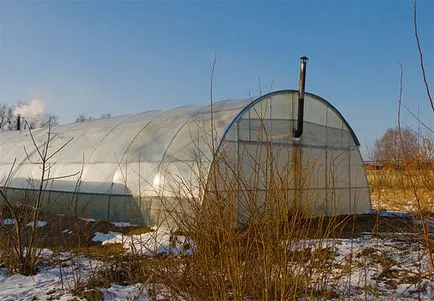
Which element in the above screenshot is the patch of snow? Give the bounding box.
[111,221,136,228]
[0,266,81,301]
[38,248,54,258]
[25,220,47,228]
[100,283,148,300]
[102,227,195,256]
[92,231,121,243]
[0,254,150,301]
[376,210,410,218]
[2,218,16,225]
[416,217,434,228]
[62,229,73,235]
[78,217,96,222]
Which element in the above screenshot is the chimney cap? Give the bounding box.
[300,56,309,62]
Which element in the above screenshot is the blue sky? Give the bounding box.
[0,0,433,158]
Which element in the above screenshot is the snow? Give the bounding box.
[0,264,149,300]
[376,210,411,218]
[100,226,195,256]
[312,234,433,299]
[1,231,430,300]
[0,211,432,300]
[25,220,48,228]
[416,216,434,229]
[0,255,84,301]
[92,231,121,243]
[2,219,47,227]
[100,283,149,300]
[2,218,16,225]
[111,221,136,227]
[78,217,96,222]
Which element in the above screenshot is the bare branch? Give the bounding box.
[401,103,433,133]
[268,78,275,94]
[257,76,262,96]
[45,171,81,182]
[26,121,44,161]
[23,146,39,165]
[46,137,74,161]
[414,0,434,111]
[397,63,404,129]
[210,54,217,155]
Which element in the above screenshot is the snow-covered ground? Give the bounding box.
[99,226,194,256]
[0,251,150,301]
[0,217,432,300]
[0,267,149,301]
[313,234,433,299]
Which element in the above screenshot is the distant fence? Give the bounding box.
[364,160,434,171]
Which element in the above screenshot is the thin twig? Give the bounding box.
[45,171,81,182]
[413,0,434,111]
[47,137,74,161]
[26,121,44,161]
[257,76,262,96]
[401,103,433,133]
[210,54,217,154]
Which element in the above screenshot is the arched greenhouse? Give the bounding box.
[0,90,371,226]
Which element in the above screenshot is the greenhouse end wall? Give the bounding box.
[206,91,371,224]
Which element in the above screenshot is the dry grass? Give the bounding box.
[368,166,433,271]
[0,211,150,257]
[368,169,434,212]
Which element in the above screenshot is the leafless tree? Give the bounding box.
[75,114,94,123]
[0,103,9,129]
[372,127,420,162]
[0,103,15,130]
[39,114,59,128]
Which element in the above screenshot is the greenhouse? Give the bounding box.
[0,89,371,226]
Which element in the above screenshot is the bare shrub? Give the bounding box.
[0,117,78,275]
[133,109,361,300]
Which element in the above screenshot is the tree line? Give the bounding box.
[0,102,111,130]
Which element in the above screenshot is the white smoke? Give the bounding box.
[13,99,45,121]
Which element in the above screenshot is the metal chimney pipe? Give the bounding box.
[16,114,21,131]
[294,56,309,138]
